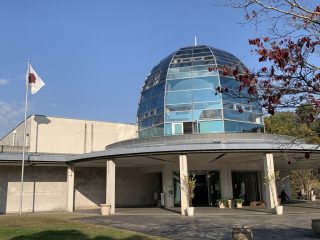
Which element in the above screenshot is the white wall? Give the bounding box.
[0,115,138,154]
[0,166,67,214]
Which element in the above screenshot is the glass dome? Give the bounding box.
[137,45,264,138]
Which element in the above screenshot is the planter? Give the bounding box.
[100,204,111,216]
[275,205,283,215]
[312,219,320,236]
[218,202,225,208]
[236,202,243,208]
[227,200,232,208]
[187,207,194,216]
[311,195,316,201]
[232,225,253,240]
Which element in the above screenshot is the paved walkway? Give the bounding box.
[75,202,320,240]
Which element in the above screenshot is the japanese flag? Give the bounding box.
[26,64,45,94]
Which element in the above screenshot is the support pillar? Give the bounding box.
[66,165,74,212]
[220,164,233,199]
[106,160,115,214]
[162,165,174,208]
[263,153,278,210]
[179,155,188,215]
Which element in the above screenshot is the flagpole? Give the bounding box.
[19,59,30,216]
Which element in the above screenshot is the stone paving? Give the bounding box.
[76,202,320,240]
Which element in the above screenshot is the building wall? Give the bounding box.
[116,168,162,207]
[0,166,67,214]
[73,167,162,209]
[74,167,106,209]
[0,165,163,213]
[0,118,32,148]
[0,115,138,154]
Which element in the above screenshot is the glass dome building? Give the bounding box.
[137,45,264,138]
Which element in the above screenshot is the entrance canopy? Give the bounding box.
[66,133,320,170]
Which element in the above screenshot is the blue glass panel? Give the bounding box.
[167,79,193,91]
[150,93,164,109]
[139,124,164,138]
[140,117,153,128]
[152,82,165,97]
[199,109,222,120]
[193,101,222,110]
[224,109,244,121]
[165,111,193,122]
[166,104,192,111]
[140,88,153,102]
[156,106,164,115]
[192,76,219,89]
[164,123,172,135]
[137,101,150,116]
[199,121,224,133]
[220,77,240,90]
[224,121,264,133]
[192,109,202,120]
[192,71,218,78]
[154,114,164,125]
[193,89,220,102]
[166,91,193,104]
[167,72,192,80]
[173,123,183,135]
[222,93,248,104]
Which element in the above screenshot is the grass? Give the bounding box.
[0,213,165,240]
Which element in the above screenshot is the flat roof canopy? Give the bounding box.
[66,133,319,170]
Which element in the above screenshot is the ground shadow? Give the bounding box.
[10,229,153,240]
[162,208,180,214]
[253,226,315,240]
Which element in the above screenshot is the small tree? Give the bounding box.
[183,174,196,207]
[219,0,320,124]
[291,169,320,199]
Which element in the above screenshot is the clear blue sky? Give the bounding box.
[0,0,263,137]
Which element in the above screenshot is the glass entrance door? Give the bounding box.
[173,123,183,135]
[208,171,221,206]
[173,171,221,207]
[232,171,261,205]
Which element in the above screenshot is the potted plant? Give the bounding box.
[217,198,227,208]
[183,174,196,216]
[235,199,244,208]
[100,204,111,215]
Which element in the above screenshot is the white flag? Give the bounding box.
[26,64,45,94]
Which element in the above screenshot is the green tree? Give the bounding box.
[265,106,320,144]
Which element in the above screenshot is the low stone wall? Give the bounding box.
[0,165,162,214]
[0,166,67,214]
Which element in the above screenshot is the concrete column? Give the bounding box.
[179,155,188,215]
[162,165,174,208]
[220,164,233,199]
[66,165,74,212]
[263,153,278,210]
[106,160,116,214]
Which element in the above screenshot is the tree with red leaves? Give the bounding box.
[220,0,320,118]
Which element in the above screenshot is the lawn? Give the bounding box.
[0,213,165,240]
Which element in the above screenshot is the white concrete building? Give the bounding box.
[0,45,319,215]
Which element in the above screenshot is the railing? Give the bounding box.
[106,133,295,150]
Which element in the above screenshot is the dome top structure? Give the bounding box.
[137,45,263,138]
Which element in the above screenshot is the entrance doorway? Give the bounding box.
[192,175,208,206]
[173,170,220,207]
[232,171,261,205]
[208,171,221,206]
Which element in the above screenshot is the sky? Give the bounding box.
[0,0,264,137]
